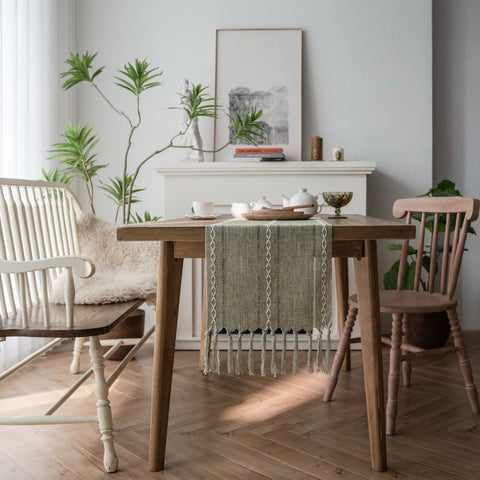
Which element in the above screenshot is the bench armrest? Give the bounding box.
[0,256,95,329]
[0,256,95,278]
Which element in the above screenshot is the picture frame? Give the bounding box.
[213,28,303,162]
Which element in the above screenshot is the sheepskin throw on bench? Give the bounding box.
[52,213,159,306]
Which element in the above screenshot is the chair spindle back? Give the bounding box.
[392,196,479,299]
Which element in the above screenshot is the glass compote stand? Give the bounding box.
[322,191,353,219]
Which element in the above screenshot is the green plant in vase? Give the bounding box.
[48,52,265,223]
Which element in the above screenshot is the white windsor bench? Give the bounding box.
[0,178,154,472]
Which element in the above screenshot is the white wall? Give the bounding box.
[433,0,480,329]
[69,0,432,294]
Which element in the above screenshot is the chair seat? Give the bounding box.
[349,290,457,314]
[0,300,143,338]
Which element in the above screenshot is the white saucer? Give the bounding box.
[185,213,220,220]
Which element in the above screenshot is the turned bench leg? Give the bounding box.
[89,336,118,473]
[70,337,86,374]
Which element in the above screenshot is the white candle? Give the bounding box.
[332,147,344,161]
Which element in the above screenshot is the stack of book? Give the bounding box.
[231,147,286,162]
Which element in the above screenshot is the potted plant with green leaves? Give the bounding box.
[383,179,477,348]
[45,52,265,358]
[46,52,265,224]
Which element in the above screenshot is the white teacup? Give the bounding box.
[231,202,251,218]
[186,201,214,217]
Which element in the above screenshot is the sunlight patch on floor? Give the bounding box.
[221,370,329,424]
[0,384,93,415]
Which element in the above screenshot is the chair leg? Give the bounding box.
[386,313,403,435]
[89,336,118,473]
[447,307,480,414]
[401,314,412,387]
[323,306,357,402]
[70,337,86,374]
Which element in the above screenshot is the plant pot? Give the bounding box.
[100,308,145,360]
[407,311,450,349]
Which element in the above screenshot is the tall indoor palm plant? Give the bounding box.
[47,52,265,223]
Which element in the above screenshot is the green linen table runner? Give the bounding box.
[205,218,332,376]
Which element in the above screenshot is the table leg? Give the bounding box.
[149,241,184,471]
[198,272,208,371]
[334,257,351,371]
[353,240,387,472]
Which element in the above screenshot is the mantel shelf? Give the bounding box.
[156,160,376,176]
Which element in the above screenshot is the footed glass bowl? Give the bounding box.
[322,191,353,219]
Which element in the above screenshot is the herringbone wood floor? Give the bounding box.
[0,332,479,479]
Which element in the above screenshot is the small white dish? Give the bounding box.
[185,213,220,220]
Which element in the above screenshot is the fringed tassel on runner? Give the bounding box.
[316,331,322,373]
[210,332,220,374]
[261,330,267,376]
[235,332,243,375]
[248,330,255,375]
[281,331,287,375]
[203,326,212,374]
[271,332,277,377]
[227,330,234,374]
[293,331,299,373]
[307,331,313,373]
[204,329,332,375]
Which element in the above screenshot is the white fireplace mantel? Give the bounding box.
[156,160,375,176]
[155,160,376,349]
[156,161,376,218]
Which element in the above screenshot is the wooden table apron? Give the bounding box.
[117,214,415,473]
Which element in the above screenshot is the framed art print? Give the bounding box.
[213,28,302,162]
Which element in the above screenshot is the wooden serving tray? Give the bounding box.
[241,210,315,221]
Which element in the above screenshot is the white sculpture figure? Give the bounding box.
[178,79,204,161]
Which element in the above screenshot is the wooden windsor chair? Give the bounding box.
[0,178,153,472]
[323,196,480,435]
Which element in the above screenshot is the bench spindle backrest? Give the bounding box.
[0,179,82,326]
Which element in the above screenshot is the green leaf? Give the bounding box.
[60,52,105,90]
[383,259,418,291]
[435,179,456,191]
[130,211,161,223]
[41,167,73,185]
[404,261,417,290]
[99,175,145,208]
[427,179,459,197]
[229,107,266,146]
[383,260,400,290]
[48,123,107,183]
[114,58,162,96]
[422,254,432,273]
[386,243,403,251]
[174,83,219,121]
[386,243,417,255]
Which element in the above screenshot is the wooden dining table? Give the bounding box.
[117,213,415,473]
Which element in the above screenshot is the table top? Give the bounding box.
[117,214,415,243]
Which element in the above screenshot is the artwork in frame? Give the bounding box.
[213,28,302,162]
